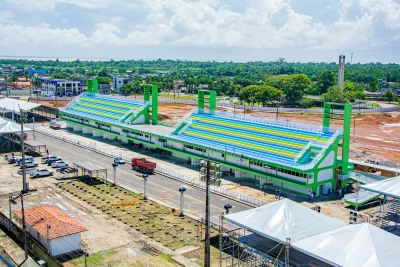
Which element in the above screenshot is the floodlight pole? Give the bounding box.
[204,160,211,267]
[179,187,186,216]
[285,238,290,267]
[10,192,28,264]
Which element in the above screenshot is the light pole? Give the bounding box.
[19,108,28,193]
[178,187,186,216]
[9,192,28,265]
[200,159,222,267]
[112,162,118,185]
[142,174,149,200]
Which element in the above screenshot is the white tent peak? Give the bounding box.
[0,117,32,134]
[225,198,346,242]
[293,222,400,267]
[361,176,400,198]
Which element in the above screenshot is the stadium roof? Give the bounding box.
[361,176,400,198]
[0,117,32,134]
[224,199,346,243]
[0,98,41,113]
[293,223,400,267]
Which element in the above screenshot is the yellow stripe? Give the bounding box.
[74,106,120,119]
[78,102,125,115]
[185,129,297,158]
[191,115,329,143]
[80,97,133,109]
[191,123,304,149]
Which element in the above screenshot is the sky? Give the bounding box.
[1,0,400,63]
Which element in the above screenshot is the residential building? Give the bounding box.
[26,68,47,77]
[15,205,87,256]
[41,78,82,97]
[112,76,132,93]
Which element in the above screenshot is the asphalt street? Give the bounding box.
[32,131,252,224]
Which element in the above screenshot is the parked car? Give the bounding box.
[8,156,21,164]
[20,161,39,168]
[114,157,126,164]
[30,169,54,178]
[17,168,36,175]
[49,119,61,130]
[51,160,68,168]
[18,158,36,167]
[47,157,62,166]
[17,156,34,165]
[41,156,60,164]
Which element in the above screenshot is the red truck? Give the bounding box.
[131,158,156,174]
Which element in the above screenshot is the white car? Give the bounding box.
[17,168,36,175]
[30,169,54,178]
[51,160,68,168]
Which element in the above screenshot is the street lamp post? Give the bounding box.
[142,174,149,200]
[178,187,186,216]
[19,108,28,193]
[112,163,118,185]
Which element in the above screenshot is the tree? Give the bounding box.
[10,72,18,88]
[119,83,134,97]
[315,71,335,95]
[97,76,111,84]
[383,90,396,103]
[321,86,346,103]
[265,74,311,106]
[300,98,313,108]
[238,85,258,105]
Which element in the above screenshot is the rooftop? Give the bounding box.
[15,205,87,239]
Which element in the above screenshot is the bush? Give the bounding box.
[300,98,313,108]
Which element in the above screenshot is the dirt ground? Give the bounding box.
[0,157,186,267]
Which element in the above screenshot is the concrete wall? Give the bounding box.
[49,233,81,256]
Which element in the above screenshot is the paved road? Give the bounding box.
[32,132,251,224]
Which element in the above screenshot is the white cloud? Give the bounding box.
[0,0,399,62]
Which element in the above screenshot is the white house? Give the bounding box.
[40,79,82,97]
[112,76,132,93]
[15,205,87,256]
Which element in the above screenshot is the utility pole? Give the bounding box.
[112,163,118,185]
[285,238,291,267]
[204,160,211,267]
[143,174,149,200]
[19,108,28,193]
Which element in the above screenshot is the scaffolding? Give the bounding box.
[218,216,331,267]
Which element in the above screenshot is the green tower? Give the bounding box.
[322,102,352,175]
[143,84,158,124]
[197,90,217,115]
[87,79,98,93]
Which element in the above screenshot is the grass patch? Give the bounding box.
[158,92,196,100]
[70,249,115,266]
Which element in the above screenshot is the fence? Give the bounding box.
[0,211,62,267]
[154,98,400,114]
[35,128,267,207]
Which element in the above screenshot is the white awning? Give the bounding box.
[293,223,400,267]
[224,198,346,243]
[361,176,400,198]
[0,98,41,113]
[0,117,32,134]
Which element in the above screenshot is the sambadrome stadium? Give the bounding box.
[59,81,353,197]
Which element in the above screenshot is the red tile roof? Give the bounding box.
[15,205,87,240]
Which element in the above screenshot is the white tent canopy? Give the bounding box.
[0,98,41,114]
[224,198,346,242]
[361,176,400,198]
[0,117,32,134]
[293,223,400,267]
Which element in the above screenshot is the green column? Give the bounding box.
[198,90,205,113]
[152,85,158,125]
[341,103,352,175]
[209,90,216,115]
[87,79,98,93]
[322,102,331,132]
[144,85,150,102]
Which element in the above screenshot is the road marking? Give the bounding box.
[42,136,225,211]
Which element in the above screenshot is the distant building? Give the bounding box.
[26,68,47,77]
[380,87,400,96]
[15,205,87,256]
[112,76,132,93]
[0,65,13,77]
[41,78,82,97]
[99,83,111,95]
